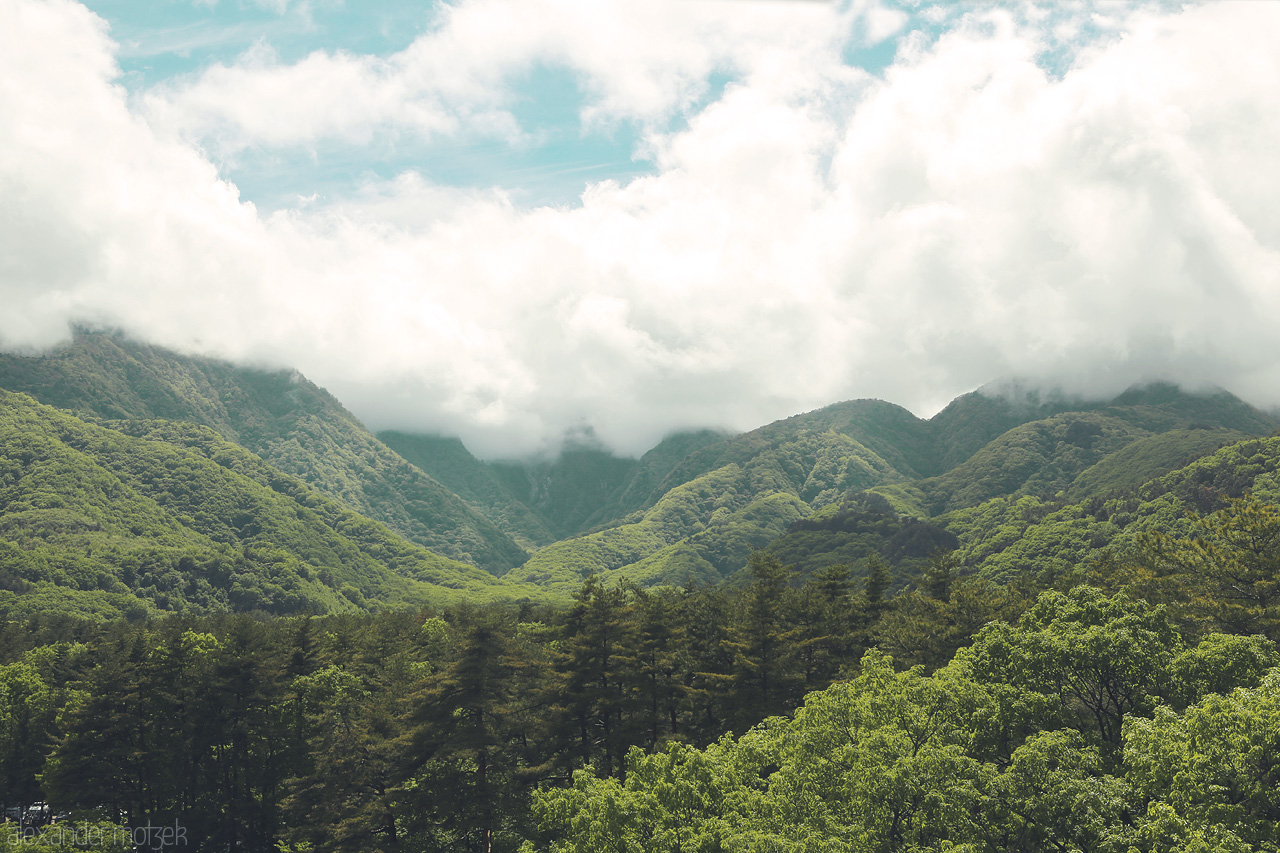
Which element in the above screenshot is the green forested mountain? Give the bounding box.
[1062,427,1253,502]
[916,384,1275,515]
[487,442,637,539]
[495,403,952,593]
[9,338,1280,853]
[943,433,1280,586]
[0,332,528,574]
[377,431,562,549]
[379,427,729,547]
[0,390,546,619]
[2,331,1278,612]
[745,495,959,592]
[497,385,1276,593]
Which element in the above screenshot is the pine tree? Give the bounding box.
[791,563,862,689]
[921,550,958,603]
[281,661,405,852]
[404,610,526,852]
[554,576,633,778]
[864,554,891,618]
[672,582,736,744]
[0,662,55,820]
[617,584,683,750]
[729,552,798,728]
[43,630,151,826]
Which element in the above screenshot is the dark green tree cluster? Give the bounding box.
[535,586,1280,853]
[0,558,956,853]
[5,498,1280,852]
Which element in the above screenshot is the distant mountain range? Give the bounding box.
[1,329,1276,617]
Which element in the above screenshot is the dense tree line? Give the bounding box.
[4,497,1280,850]
[538,588,1280,852]
[1,552,957,852]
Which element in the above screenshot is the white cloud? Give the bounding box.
[3,0,1280,459]
[140,0,849,159]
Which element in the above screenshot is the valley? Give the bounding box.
[5,332,1280,853]
[0,331,1274,618]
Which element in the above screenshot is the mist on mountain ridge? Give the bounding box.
[4,2,1280,456]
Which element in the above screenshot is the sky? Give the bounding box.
[3,0,1280,458]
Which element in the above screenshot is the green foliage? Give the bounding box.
[403,611,537,853]
[535,649,1091,852]
[1065,428,1252,502]
[967,586,1183,746]
[0,660,55,811]
[377,432,560,549]
[1137,495,1280,639]
[874,577,1033,671]
[0,572,886,852]
[0,332,527,573]
[1125,674,1280,851]
[1169,633,1280,709]
[534,588,1280,853]
[9,568,1280,853]
[0,390,551,617]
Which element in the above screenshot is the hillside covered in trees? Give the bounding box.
[0,389,549,620]
[6,504,1280,851]
[5,333,1280,850]
[1,331,1278,618]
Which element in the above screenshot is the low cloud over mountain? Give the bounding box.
[3,0,1279,456]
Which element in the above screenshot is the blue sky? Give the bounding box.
[83,0,642,207]
[4,0,1279,456]
[80,1,679,208]
[82,0,907,210]
[75,1,1135,213]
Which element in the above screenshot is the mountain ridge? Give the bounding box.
[0,331,529,574]
[0,389,550,618]
[3,331,1278,613]
[495,382,1277,592]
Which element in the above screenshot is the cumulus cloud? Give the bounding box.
[140,0,851,160]
[2,0,1280,458]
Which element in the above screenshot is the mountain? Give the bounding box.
[915,384,1276,515]
[0,390,547,619]
[378,427,729,547]
[484,442,638,539]
[4,331,1277,607]
[0,331,528,574]
[1062,428,1252,502]
[500,384,1277,593]
[942,433,1280,585]
[377,431,561,549]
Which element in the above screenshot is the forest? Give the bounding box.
[5,491,1280,852]
[4,334,1280,851]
